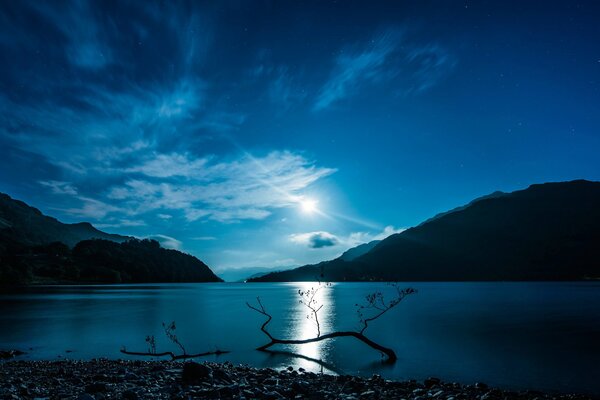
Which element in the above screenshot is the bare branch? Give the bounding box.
[246,297,275,341]
[121,321,228,361]
[298,282,330,337]
[162,321,186,355]
[120,348,229,360]
[247,282,414,363]
[356,284,416,334]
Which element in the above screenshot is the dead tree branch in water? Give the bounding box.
[247,283,416,363]
[356,283,416,334]
[120,320,229,360]
[298,282,331,337]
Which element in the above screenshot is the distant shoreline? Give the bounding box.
[0,359,596,399]
[2,279,599,288]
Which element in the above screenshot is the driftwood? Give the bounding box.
[120,321,229,360]
[119,348,229,360]
[247,283,416,363]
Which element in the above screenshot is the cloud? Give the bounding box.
[314,28,456,111]
[248,51,306,111]
[1,3,332,228]
[59,197,124,220]
[291,225,404,251]
[95,219,146,229]
[191,236,216,241]
[126,153,210,178]
[147,234,182,250]
[38,180,78,196]
[25,1,114,70]
[373,225,405,240]
[347,225,406,246]
[290,231,340,249]
[104,150,336,222]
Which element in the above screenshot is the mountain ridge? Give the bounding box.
[250,180,600,282]
[0,193,129,247]
[0,193,222,284]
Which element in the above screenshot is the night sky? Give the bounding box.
[1,1,599,276]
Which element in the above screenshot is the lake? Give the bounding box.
[0,282,598,395]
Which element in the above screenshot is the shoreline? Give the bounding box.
[0,359,595,400]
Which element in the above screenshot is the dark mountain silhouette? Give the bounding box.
[218,265,297,282]
[0,193,129,247]
[0,193,222,284]
[339,240,381,261]
[251,180,600,282]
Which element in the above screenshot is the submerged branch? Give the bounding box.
[246,285,414,363]
[120,348,229,360]
[257,331,397,362]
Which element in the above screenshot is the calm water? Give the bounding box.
[0,282,599,394]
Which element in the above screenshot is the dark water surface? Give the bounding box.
[0,282,598,394]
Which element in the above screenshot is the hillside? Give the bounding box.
[251,180,600,282]
[338,240,380,261]
[0,193,129,247]
[0,194,222,284]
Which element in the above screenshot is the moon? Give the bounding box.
[300,198,318,214]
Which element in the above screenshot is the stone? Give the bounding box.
[122,389,138,400]
[291,380,310,394]
[182,362,212,382]
[424,377,441,388]
[85,382,107,393]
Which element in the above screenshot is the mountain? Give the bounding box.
[0,193,129,247]
[235,241,382,282]
[217,265,297,282]
[339,240,380,261]
[250,180,600,282]
[0,193,222,284]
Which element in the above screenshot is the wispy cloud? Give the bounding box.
[104,150,336,222]
[147,234,182,250]
[39,180,78,196]
[346,225,405,246]
[126,153,210,178]
[22,1,115,70]
[95,219,146,229]
[191,236,216,241]
[314,28,456,111]
[59,197,124,220]
[248,51,307,111]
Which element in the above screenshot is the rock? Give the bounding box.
[182,362,212,382]
[263,377,279,386]
[261,390,283,399]
[424,377,441,388]
[287,366,294,371]
[122,389,138,400]
[0,350,26,359]
[212,368,232,382]
[291,380,310,394]
[85,382,107,393]
[0,359,592,400]
[124,372,139,380]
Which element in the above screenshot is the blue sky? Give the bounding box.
[1,1,599,276]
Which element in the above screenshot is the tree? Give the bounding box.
[247,282,416,362]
